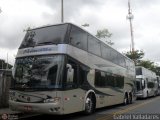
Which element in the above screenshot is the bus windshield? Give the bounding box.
[12,55,65,90]
[19,24,68,49]
[136,78,142,91]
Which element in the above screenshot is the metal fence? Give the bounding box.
[0,69,12,108]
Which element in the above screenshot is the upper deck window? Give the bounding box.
[70,26,88,51]
[19,24,68,49]
[136,67,142,75]
[88,35,101,56]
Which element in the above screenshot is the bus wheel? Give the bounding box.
[123,94,128,105]
[146,91,148,98]
[84,93,95,114]
[128,93,132,104]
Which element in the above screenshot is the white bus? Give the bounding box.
[136,66,158,98]
[9,23,136,115]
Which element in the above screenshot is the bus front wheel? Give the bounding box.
[84,93,96,114]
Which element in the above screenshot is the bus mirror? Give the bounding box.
[142,80,145,87]
[66,64,72,71]
[66,64,74,83]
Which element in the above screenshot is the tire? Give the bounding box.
[146,91,148,98]
[123,94,128,105]
[128,93,132,104]
[84,93,96,114]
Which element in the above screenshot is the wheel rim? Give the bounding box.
[129,95,132,103]
[124,95,128,105]
[85,97,93,112]
[124,98,127,104]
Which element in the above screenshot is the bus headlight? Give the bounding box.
[44,97,61,103]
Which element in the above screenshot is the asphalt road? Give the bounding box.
[20,96,160,120]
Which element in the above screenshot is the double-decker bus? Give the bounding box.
[9,23,136,115]
[136,66,158,98]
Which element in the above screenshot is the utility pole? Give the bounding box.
[127,0,134,53]
[61,0,64,23]
[6,53,8,70]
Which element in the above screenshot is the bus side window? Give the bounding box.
[48,65,58,85]
[79,65,89,86]
[66,64,74,83]
[70,26,88,51]
[66,59,78,88]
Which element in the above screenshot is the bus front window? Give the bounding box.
[136,78,142,91]
[12,55,65,90]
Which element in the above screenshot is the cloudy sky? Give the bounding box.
[0,0,160,65]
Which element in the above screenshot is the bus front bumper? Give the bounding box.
[9,100,63,115]
[136,93,144,98]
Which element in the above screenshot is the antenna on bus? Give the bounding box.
[126,0,134,53]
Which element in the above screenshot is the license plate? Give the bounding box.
[24,106,32,111]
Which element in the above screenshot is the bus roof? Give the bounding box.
[26,23,134,63]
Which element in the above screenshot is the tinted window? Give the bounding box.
[79,65,89,86]
[136,81,141,91]
[95,71,104,87]
[20,24,68,48]
[70,26,88,50]
[110,50,118,64]
[148,82,154,88]
[88,35,101,56]
[66,59,79,88]
[136,67,142,75]
[106,74,115,87]
[65,57,89,89]
[101,44,111,61]
[94,70,124,88]
[118,54,126,67]
[115,76,124,88]
[47,65,58,85]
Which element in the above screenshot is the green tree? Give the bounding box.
[96,29,113,45]
[154,66,160,76]
[138,60,156,71]
[124,50,144,65]
[124,49,160,74]
[0,59,12,69]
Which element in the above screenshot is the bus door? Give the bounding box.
[63,58,87,114]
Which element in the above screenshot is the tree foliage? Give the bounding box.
[0,59,12,69]
[124,49,160,76]
[125,50,144,65]
[138,60,156,71]
[96,29,113,45]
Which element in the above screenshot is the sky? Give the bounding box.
[0,0,160,65]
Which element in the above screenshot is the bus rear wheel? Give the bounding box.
[84,93,96,114]
[128,93,132,104]
[123,94,128,105]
